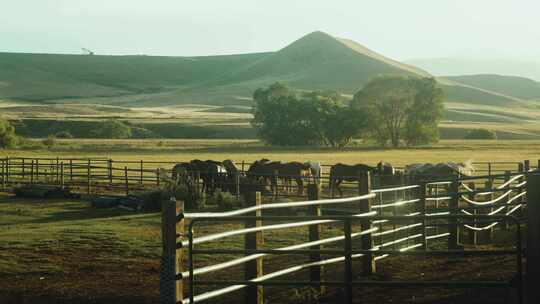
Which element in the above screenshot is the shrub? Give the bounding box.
[42,135,56,147]
[464,129,497,140]
[0,118,18,149]
[55,131,73,138]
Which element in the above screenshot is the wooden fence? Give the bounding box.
[0,156,536,199]
[162,170,533,304]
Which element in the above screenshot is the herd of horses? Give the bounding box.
[171,159,476,197]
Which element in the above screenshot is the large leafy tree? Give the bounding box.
[251,83,320,146]
[352,76,444,147]
[251,83,365,147]
[0,118,17,149]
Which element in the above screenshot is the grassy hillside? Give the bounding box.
[0,31,525,108]
[444,74,540,100]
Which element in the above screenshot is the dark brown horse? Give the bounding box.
[246,159,282,193]
[278,161,312,195]
[328,163,376,197]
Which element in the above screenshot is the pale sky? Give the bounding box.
[2,0,539,60]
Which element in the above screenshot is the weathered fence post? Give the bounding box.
[30,160,34,184]
[526,172,540,304]
[60,162,64,189]
[21,158,25,180]
[108,159,113,187]
[5,157,9,185]
[502,171,511,230]
[1,159,5,190]
[359,171,375,275]
[307,183,325,294]
[87,160,91,195]
[343,217,353,304]
[124,166,129,195]
[68,159,73,182]
[488,162,493,185]
[448,180,461,250]
[56,157,59,184]
[466,182,478,245]
[160,197,184,304]
[417,181,427,250]
[524,160,530,172]
[245,191,263,304]
[36,159,40,182]
[140,160,144,185]
[235,173,241,200]
[478,181,494,244]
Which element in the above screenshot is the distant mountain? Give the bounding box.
[0,31,530,107]
[442,74,540,100]
[407,57,540,82]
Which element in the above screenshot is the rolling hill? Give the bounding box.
[443,74,540,101]
[0,31,527,108]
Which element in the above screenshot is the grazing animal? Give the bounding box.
[278,161,312,195]
[329,163,376,197]
[376,161,400,186]
[222,159,241,194]
[189,159,227,194]
[172,162,193,185]
[247,159,282,193]
[404,161,475,183]
[305,161,322,185]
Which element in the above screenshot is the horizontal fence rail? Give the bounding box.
[160,170,533,304]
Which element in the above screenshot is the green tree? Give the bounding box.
[252,83,365,147]
[0,118,17,149]
[352,76,444,147]
[90,119,132,139]
[251,83,320,146]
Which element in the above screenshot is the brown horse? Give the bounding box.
[328,163,376,197]
[278,161,312,195]
[246,159,282,193]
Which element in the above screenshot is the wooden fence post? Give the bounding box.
[502,171,511,230]
[359,171,375,275]
[60,162,64,189]
[1,159,5,190]
[5,157,9,185]
[307,184,324,294]
[22,158,25,180]
[235,173,240,200]
[245,191,263,304]
[479,181,494,244]
[160,197,184,304]
[488,162,493,185]
[526,172,540,304]
[448,180,461,250]
[466,182,478,245]
[417,181,427,250]
[343,217,353,304]
[108,159,113,186]
[56,157,59,184]
[124,166,129,195]
[69,159,73,182]
[140,160,144,185]
[87,160,91,195]
[524,160,530,172]
[30,160,34,184]
[36,159,39,182]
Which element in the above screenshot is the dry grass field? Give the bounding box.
[2,139,539,168]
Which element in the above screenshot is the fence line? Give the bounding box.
[161,170,530,304]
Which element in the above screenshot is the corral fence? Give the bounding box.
[160,170,540,304]
[0,157,537,199]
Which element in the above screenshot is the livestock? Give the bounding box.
[328,163,375,197]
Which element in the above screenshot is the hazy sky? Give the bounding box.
[2,0,539,60]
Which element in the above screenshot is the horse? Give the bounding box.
[189,159,227,194]
[305,161,322,185]
[172,162,192,184]
[376,161,401,186]
[246,159,282,193]
[222,159,242,194]
[278,161,312,195]
[404,161,475,181]
[328,163,376,197]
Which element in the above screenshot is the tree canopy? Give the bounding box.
[0,118,17,149]
[352,76,444,147]
[251,83,365,147]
